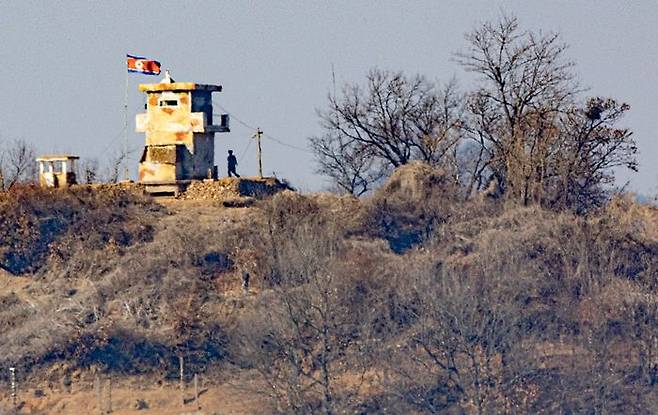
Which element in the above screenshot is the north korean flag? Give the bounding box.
[127,54,161,75]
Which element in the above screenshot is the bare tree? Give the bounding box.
[79,158,100,184]
[457,15,637,211]
[457,15,577,202]
[377,265,531,414]
[100,150,126,183]
[0,138,36,189]
[309,133,387,196]
[549,97,637,212]
[310,70,463,195]
[237,270,367,415]
[233,195,369,414]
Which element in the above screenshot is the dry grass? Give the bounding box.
[0,164,656,413]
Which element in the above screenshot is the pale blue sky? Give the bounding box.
[1,1,656,194]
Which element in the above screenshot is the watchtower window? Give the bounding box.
[159,99,179,107]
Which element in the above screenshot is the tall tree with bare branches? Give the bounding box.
[549,97,637,211]
[457,15,637,210]
[0,138,36,189]
[233,194,371,414]
[310,70,463,195]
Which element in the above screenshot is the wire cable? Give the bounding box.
[212,102,312,154]
[213,103,257,130]
[98,125,127,156]
[239,138,253,161]
[262,132,310,153]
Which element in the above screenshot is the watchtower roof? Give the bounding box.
[36,155,80,161]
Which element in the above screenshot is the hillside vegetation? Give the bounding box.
[0,164,656,414]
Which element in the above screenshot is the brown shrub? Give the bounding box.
[360,162,463,252]
[0,184,160,275]
[1,170,656,413]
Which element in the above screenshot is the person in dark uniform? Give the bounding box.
[227,150,240,177]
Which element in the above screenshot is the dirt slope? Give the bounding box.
[1,378,265,415]
[0,196,269,415]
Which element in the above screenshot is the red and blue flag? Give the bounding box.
[127,54,161,75]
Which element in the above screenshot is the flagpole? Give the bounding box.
[123,61,129,181]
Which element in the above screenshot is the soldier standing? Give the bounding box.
[227,150,240,178]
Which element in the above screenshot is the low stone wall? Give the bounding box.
[179,177,290,201]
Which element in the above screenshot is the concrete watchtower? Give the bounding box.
[135,72,230,193]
